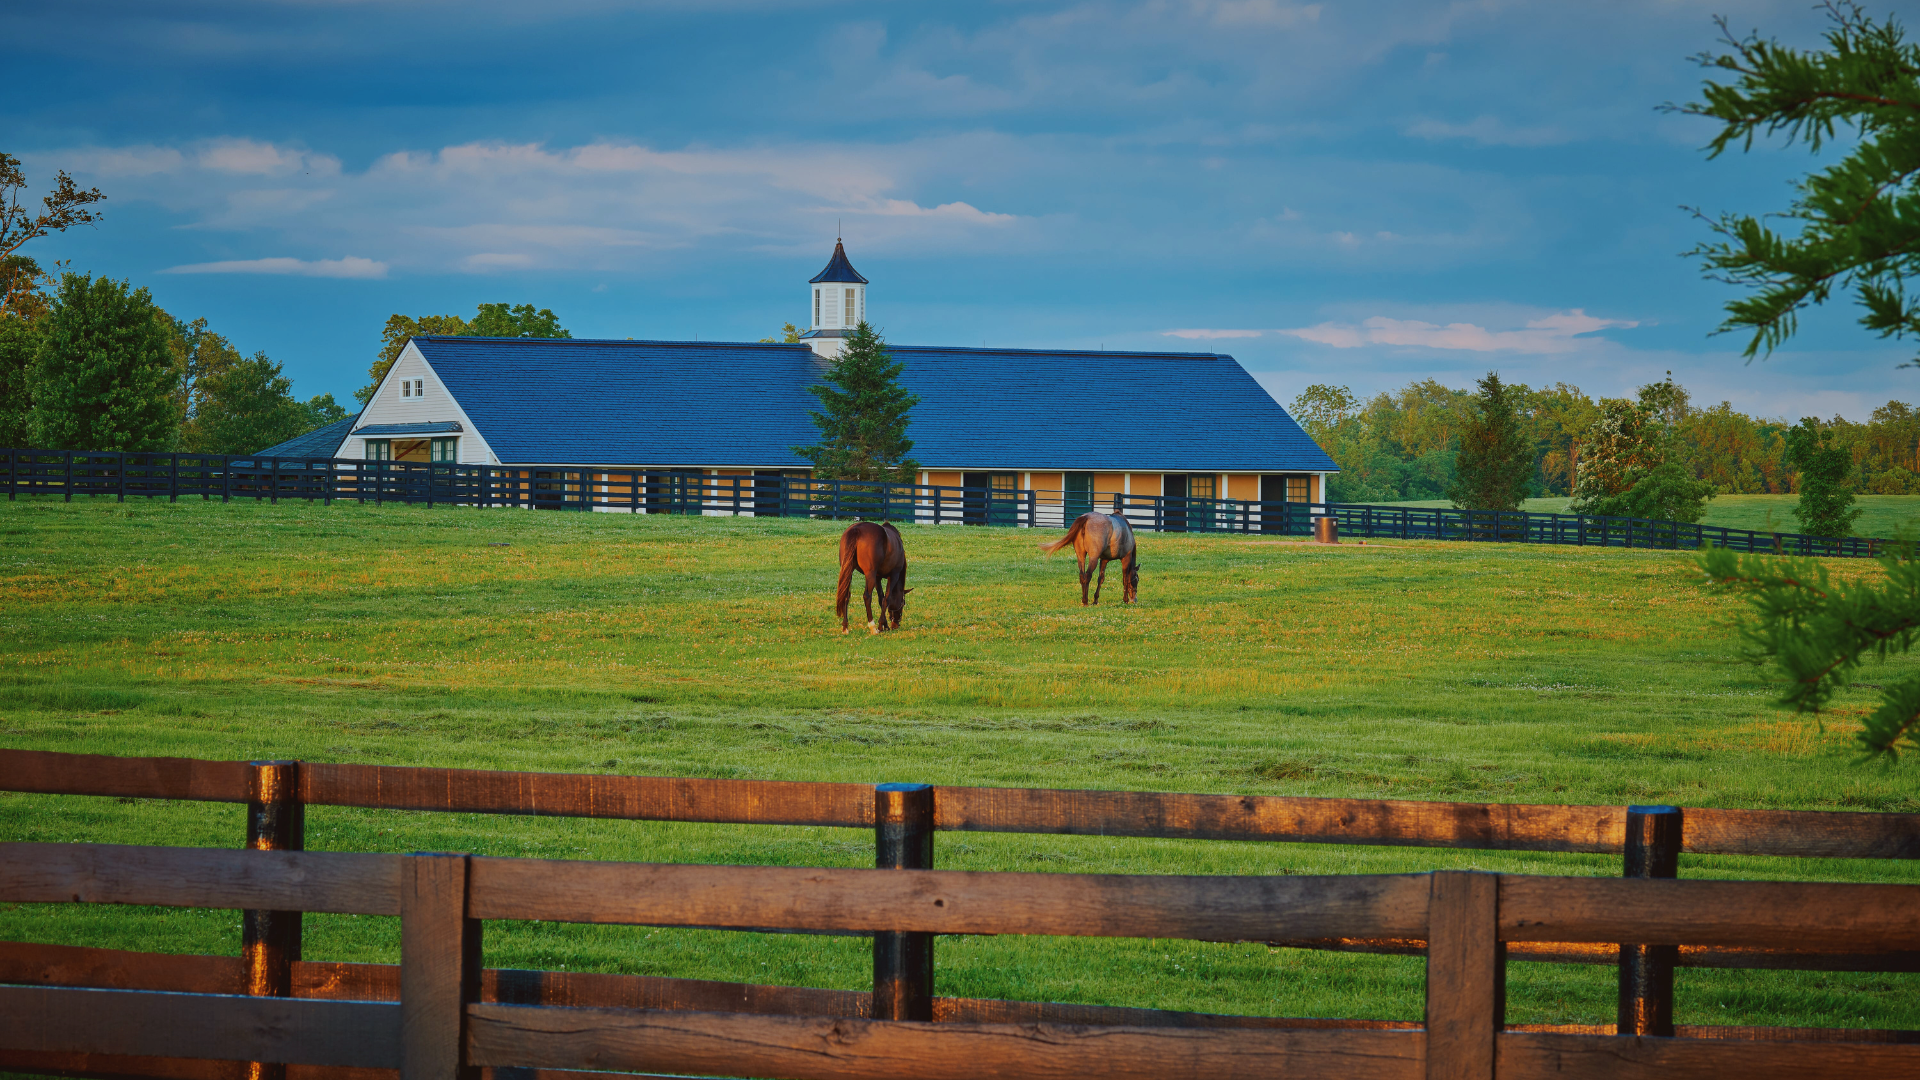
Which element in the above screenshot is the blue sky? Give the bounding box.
[8,0,1910,419]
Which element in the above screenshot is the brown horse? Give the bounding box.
[1040,512,1139,605]
[836,521,910,633]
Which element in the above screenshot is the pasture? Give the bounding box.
[0,496,1916,1032]
[1384,493,1920,539]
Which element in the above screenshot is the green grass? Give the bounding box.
[1378,493,1920,540]
[0,495,1915,1031]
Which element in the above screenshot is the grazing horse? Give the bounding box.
[836,521,910,633]
[1039,512,1139,605]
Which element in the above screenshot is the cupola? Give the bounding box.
[800,239,868,358]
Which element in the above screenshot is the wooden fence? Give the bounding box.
[1,748,1917,1079]
[0,449,1036,527]
[1112,493,1894,558]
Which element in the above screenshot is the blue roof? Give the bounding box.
[254,416,358,458]
[808,241,868,284]
[355,421,463,435]
[411,336,1338,472]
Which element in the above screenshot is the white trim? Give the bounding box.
[341,341,505,466]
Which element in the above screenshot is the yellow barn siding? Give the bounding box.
[1029,472,1063,502]
[1129,473,1163,496]
[1093,473,1124,497]
[1228,474,1260,501]
[928,471,963,488]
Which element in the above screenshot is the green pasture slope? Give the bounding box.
[0,497,1915,1034]
[1383,493,1920,539]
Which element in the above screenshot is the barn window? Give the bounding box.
[846,289,857,327]
[365,440,391,461]
[430,438,457,463]
[1287,476,1310,503]
[414,379,425,397]
[1188,475,1216,501]
[814,289,821,326]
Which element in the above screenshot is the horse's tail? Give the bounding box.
[1039,514,1087,555]
[835,530,858,622]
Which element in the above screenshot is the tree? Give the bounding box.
[28,273,177,451]
[1673,4,1920,365]
[1785,417,1865,536]
[170,317,244,444]
[1448,372,1534,511]
[190,352,313,454]
[1,153,103,320]
[794,322,920,482]
[760,322,804,344]
[359,304,570,404]
[1569,377,1718,522]
[469,302,569,339]
[1702,545,1920,760]
[0,315,36,446]
[302,393,349,431]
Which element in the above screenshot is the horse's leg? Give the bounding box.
[1121,550,1136,603]
[864,568,882,633]
[1093,557,1108,605]
[1078,552,1092,606]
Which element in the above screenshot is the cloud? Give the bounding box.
[1403,116,1571,148]
[1163,328,1265,339]
[162,256,387,278]
[58,136,1032,276]
[1276,309,1637,354]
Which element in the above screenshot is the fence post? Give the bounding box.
[64,451,72,502]
[1425,870,1501,1080]
[402,853,479,1080]
[116,452,125,503]
[874,782,935,1022]
[243,760,304,1080]
[1618,805,1681,1037]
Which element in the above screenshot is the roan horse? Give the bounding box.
[836,521,910,633]
[1040,511,1139,605]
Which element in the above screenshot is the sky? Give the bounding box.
[7,0,1913,420]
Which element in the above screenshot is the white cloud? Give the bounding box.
[1163,328,1265,339]
[1276,309,1637,354]
[56,136,1031,276]
[1404,116,1571,148]
[162,256,388,278]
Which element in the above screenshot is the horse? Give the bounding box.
[836,521,910,633]
[1039,511,1139,605]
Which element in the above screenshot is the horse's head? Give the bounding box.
[889,586,912,628]
[1125,555,1141,599]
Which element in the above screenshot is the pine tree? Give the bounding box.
[27,273,178,451]
[794,322,920,483]
[1784,418,1863,537]
[1674,5,1920,365]
[1447,372,1533,511]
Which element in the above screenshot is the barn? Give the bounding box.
[313,241,1338,512]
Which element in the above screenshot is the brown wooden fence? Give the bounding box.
[1,748,1917,1080]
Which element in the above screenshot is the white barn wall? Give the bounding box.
[341,342,502,465]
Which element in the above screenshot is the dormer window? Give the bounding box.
[400,378,424,399]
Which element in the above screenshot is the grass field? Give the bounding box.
[1381,493,1920,539]
[1,495,1916,1033]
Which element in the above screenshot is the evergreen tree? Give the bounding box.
[189,352,312,454]
[1674,5,1920,365]
[1784,417,1864,536]
[1703,545,1920,760]
[1447,372,1533,511]
[1570,383,1717,522]
[27,273,177,451]
[794,322,919,482]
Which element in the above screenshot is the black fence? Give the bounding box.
[2,448,1895,558]
[1111,492,1894,558]
[0,449,1035,527]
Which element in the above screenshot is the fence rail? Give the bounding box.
[0,839,1915,1080]
[2,749,1919,1080]
[1110,492,1894,558]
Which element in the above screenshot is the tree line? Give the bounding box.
[1292,373,1910,527]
